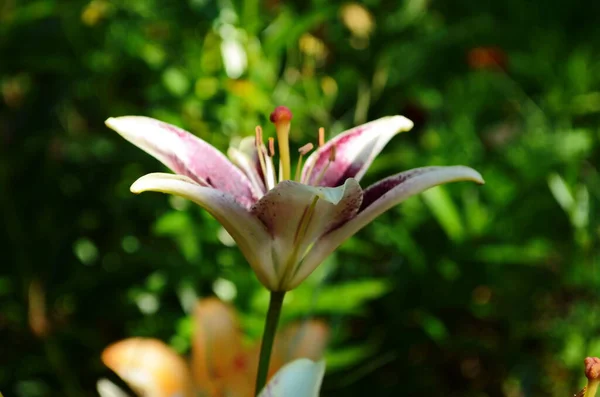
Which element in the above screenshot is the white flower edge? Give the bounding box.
[259,359,326,397]
[97,379,131,397]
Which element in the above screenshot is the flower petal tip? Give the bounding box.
[452,166,484,185]
[129,181,143,194]
[390,115,414,131]
[128,173,197,195]
[104,116,126,131]
[467,168,485,185]
[130,176,152,194]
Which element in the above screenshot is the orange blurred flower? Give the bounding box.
[101,298,329,397]
[467,47,508,70]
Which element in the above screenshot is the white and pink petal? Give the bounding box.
[301,116,413,187]
[130,173,277,289]
[106,116,259,208]
[291,166,484,289]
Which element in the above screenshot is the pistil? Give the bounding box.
[269,106,293,181]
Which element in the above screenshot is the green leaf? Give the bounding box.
[421,186,466,242]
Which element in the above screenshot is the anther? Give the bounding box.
[298,143,314,156]
[255,126,263,146]
[318,127,325,147]
[268,137,275,157]
[295,143,314,182]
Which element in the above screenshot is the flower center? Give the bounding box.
[254,106,336,188]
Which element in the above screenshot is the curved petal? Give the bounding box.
[106,116,259,208]
[269,320,329,377]
[250,179,362,290]
[131,173,276,289]
[259,359,326,397]
[234,136,277,191]
[292,166,484,289]
[101,338,194,397]
[192,298,247,395]
[228,145,266,195]
[301,116,413,187]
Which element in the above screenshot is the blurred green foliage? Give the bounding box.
[1,0,600,396]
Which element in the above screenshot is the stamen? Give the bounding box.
[294,143,314,182]
[312,145,337,186]
[255,125,263,146]
[255,126,269,188]
[302,128,326,184]
[299,142,314,156]
[265,142,277,188]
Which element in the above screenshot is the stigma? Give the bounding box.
[253,106,336,188]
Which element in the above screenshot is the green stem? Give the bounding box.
[255,291,286,395]
[585,380,600,397]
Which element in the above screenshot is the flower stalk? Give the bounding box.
[255,291,286,395]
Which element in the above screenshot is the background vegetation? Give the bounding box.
[1,0,600,395]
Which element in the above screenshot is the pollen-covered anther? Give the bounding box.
[268,137,276,157]
[318,127,325,147]
[255,125,263,147]
[295,143,315,181]
[298,143,314,156]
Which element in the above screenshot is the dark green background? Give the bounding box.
[1,0,600,396]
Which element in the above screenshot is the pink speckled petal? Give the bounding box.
[291,166,484,289]
[106,116,260,208]
[301,116,413,187]
[130,173,276,288]
[251,179,362,290]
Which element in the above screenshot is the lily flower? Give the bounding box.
[99,297,328,397]
[106,106,483,291]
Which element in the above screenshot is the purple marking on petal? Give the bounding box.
[359,168,433,212]
[301,116,413,188]
[302,131,362,187]
[236,137,267,192]
[290,165,483,290]
[107,116,259,208]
